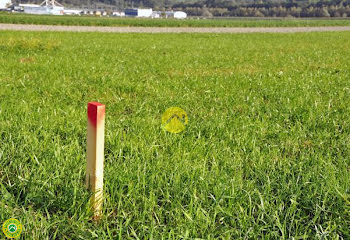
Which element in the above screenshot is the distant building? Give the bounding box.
[124,8,137,17]
[165,11,187,19]
[22,4,64,15]
[0,0,11,9]
[137,8,152,17]
[112,11,124,17]
[125,8,152,18]
[64,9,81,15]
[174,11,187,19]
[152,11,160,18]
[20,0,64,15]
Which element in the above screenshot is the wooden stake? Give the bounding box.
[86,102,105,219]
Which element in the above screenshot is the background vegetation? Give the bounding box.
[174,0,350,17]
[0,31,349,238]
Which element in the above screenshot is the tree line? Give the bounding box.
[173,0,350,17]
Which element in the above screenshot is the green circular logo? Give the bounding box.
[2,218,22,238]
[162,107,188,133]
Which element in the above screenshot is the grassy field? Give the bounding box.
[0,31,350,239]
[1,12,350,27]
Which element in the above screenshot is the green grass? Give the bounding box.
[1,12,350,27]
[0,31,349,239]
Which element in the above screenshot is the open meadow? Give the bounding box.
[0,31,349,238]
[1,12,350,27]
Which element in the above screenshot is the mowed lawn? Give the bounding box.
[1,13,350,27]
[0,31,349,239]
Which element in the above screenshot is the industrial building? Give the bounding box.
[0,0,11,9]
[166,11,187,19]
[6,0,187,19]
[125,8,152,18]
[173,11,187,19]
[21,5,64,15]
[63,9,81,15]
[21,0,64,15]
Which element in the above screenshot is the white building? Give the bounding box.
[22,5,64,15]
[21,0,64,15]
[137,8,152,18]
[174,11,187,19]
[152,11,160,18]
[64,9,81,15]
[0,0,11,9]
[112,11,125,17]
[165,11,187,19]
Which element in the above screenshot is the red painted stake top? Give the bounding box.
[88,102,105,128]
